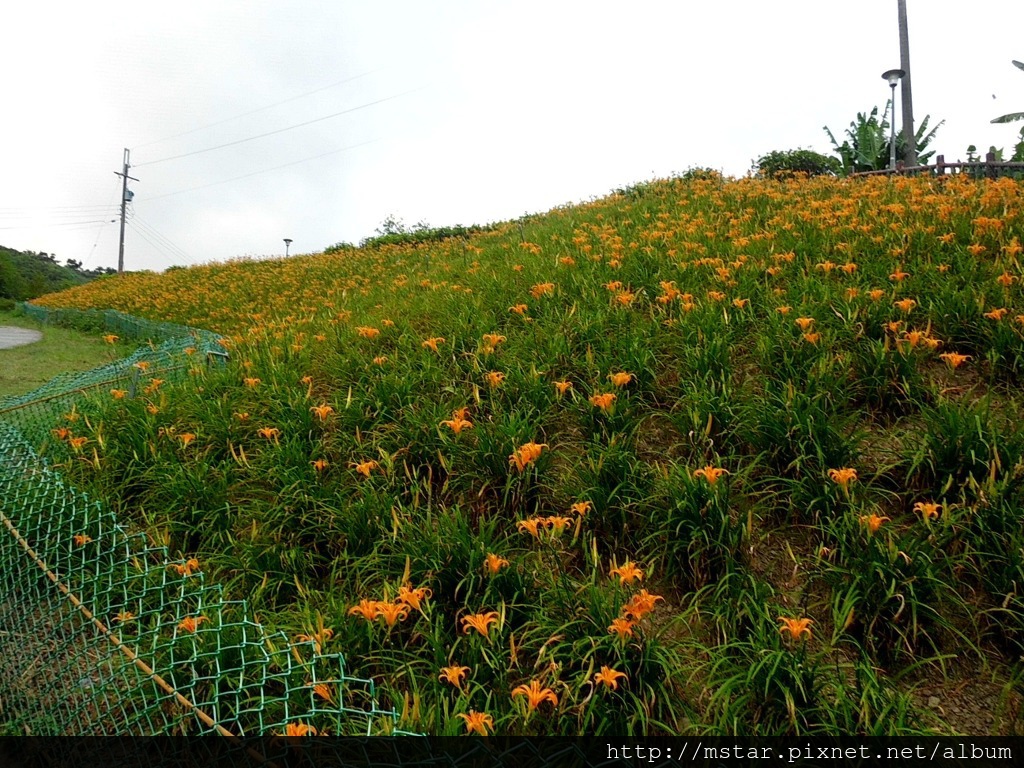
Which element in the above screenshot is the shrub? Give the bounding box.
[753,149,840,179]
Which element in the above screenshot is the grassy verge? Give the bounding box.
[0,309,133,400]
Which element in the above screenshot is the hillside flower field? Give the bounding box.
[31,172,1024,735]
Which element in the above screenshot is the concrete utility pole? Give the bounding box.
[113,148,139,274]
[897,0,917,166]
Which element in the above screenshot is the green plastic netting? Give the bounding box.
[0,304,399,737]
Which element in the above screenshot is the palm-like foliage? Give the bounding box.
[992,60,1024,124]
[824,104,943,174]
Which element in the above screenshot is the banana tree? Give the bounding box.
[825,104,943,174]
[992,60,1024,124]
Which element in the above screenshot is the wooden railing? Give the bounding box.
[852,152,1024,178]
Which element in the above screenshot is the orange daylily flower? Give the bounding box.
[421,336,446,352]
[68,436,89,451]
[441,416,473,435]
[311,458,329,472]
[554,380,573,395]
[258,427,280,440]
[171,558,201,577]
[73,534,93,547]
[590,392,616,411]
[177,615,209,634]
[461,611,500,638]
[356,326,381,339]
[609,559,644,585]
[310,682,335,703]
[457,711,493,736]
[310,404,334,421]
[348,599,381,622]
[893,298,917,313]
[545,515,573,534]
[482,333,506,347]
[794,317,815,331]
[984,307,1009,321]
[530,282,555,299]
[996,272,1018,287]
[243,377,261,388]
[484,553,510,575]
[485,371,505,388]
[511,680,559,711]
[283,722,317,737]
[351,460,379,477]
[570,501,592,517]
[827,467,857,490]
[693,465,729,484]
[939,352,971,369]
[103,334,119,344]
[778,616,813,640]
[517,518,545,538]
[867,289,886,301]
[608,372,633,387]
[594,666,628,691]
[509,442,547,472]
[776,305,792,315]
[178,432,197,447]
[859,513,890,534]
[802,332,821,344]
[607,617,636,641]
[396,585,433,613]
[889,268,910,281]
[509,303,529,315]
[110,389,127,399]
[374,600,411,627]
[622,590,664,620]
[913,502,941,521]
[615,291,636,306]
[439,665,471,689]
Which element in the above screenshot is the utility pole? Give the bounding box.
[897,0,916,167]
[113,148,139,274]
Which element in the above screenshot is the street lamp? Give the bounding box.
[283,238,293,257]
[882,69,905,171]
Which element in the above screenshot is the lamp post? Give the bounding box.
[882,69,905,170]
[283,238,292,257]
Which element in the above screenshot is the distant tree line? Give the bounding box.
[0,245,116,301]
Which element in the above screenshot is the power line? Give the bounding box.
[134,88,422,168]
[0,220,114,231]
[141,137,383,202]
[127,220,191,266]
[126,213,192,264]
[131,68,385,150]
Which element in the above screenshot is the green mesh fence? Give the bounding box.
[0,305,400,738]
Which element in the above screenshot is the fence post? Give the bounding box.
[935,155,945,176]
[986,152,998,180]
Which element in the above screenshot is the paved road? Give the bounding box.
[0,326,43,350]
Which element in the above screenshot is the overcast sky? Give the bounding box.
[2,1,1022,273]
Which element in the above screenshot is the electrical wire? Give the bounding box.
[140,137,383,202]
[131,68,385,150]
[126,213,192,264]
[134,87,422,168]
